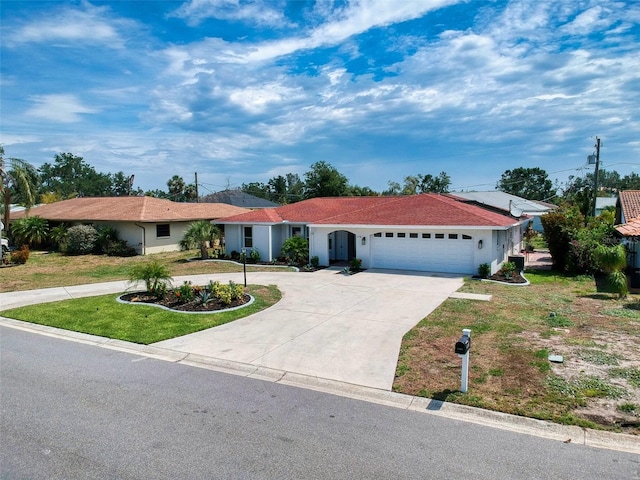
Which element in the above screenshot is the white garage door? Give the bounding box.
[371,232,475,274]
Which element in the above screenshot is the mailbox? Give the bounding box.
[455,335,471,355]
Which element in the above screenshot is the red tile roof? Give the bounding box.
[217,194,519,227]
[619,191,640,222]
[10,196,250,223]
[616,219,640,237]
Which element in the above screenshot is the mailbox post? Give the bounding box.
[455,328,471,393]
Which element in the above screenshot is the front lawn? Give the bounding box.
[1,284,281,344]
[394,269,640,433]
[0,250,296,293]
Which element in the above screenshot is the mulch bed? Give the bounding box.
[486,271,528,284]
[120,291,250,312]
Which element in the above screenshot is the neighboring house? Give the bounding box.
[10,196,249,255]
[216,194,526,275]
[200,189,280,209]
[615,190,640,269]
[451,191,556,232]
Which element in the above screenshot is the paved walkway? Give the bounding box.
[0,268,464,390]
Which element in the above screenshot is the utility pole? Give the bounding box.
[592,137,601,217]
[195,172,199,203]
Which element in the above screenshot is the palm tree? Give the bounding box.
[180,220,221,259]
[10,216,49,248]
[0,146,39,235]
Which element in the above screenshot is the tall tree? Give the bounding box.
[383,172,450,195]
[496,167,554,201]
[0,146,39,235]
[39,153,112,198]
[303,161,349,199]
[241,182,271,200]
[166,175,197,202]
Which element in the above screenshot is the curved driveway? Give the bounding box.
[0,268,463,390]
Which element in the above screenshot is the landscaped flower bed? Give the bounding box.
[120,280,250,312]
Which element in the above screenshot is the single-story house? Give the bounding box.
[216,194,527,275]
[615,190,640,269]
[10,196,250,255]
[450,191,556,232]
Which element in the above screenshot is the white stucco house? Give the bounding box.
[10,196,250,255]
[216,194,527,275]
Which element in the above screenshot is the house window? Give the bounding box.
[422,233,431,239]
[374,233,382,237]
[244,226,253,248]
[385,232,394,238]
[156,224,170,238]
[292,226,302,238]
[410,233,418,239]
[462,234,472,240]
[397,232,406,238]
[435,233,445,239]
[449,234,458,239]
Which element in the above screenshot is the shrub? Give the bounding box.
[94,225,120,254]
[249,248,261,263]
[10,216,49,248]
[65,225,98,255]
[207,280,244,305]
[105,239,137,257]
[128,260,173,298]
[500,261,516,279]
[310,256,320,268]
[175,281,195,303]
[281,236,309,265]
[10,245,30,265]
[478,263,490,278]
[349,258,362,270]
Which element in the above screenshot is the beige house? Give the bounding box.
[11,196,249,255]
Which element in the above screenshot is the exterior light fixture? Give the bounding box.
[477,240,483,249]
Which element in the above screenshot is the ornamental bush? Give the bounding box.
[65,225,98,255]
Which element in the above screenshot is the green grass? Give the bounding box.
[1,284,281,344]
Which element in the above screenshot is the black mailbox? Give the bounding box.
[455,335,471,355]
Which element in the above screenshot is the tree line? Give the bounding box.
[4,146,638,233]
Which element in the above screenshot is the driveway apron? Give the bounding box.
[154,269,463,390]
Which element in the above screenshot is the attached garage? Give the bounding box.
[371,231,475,274]
[217,194,525,276]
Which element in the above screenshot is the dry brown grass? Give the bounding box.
[0,250,292,293]
[394,270,640,434]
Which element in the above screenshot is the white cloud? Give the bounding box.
[26,94,98,123]
[172,0,292,27]
[10,3,128,48]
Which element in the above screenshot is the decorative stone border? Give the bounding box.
[116,292,255,315]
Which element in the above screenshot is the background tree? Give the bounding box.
[166,175,197,202]
[241,182,271,201]
[349,185,379,196]
[39,153,113,198]
[0,146,39,235]
[497,167,554,201]
[303,161,349,199]
[383,172,450,195]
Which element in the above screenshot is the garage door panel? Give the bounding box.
[371,235,473,274]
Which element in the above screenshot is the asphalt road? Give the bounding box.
[1,326,639,480]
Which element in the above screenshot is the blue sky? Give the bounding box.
[1,0,639,197]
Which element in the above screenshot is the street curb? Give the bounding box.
[1,316,638,455]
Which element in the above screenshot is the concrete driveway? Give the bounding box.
[154,268,464,390]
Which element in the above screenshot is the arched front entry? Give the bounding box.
[328,230,356,264]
